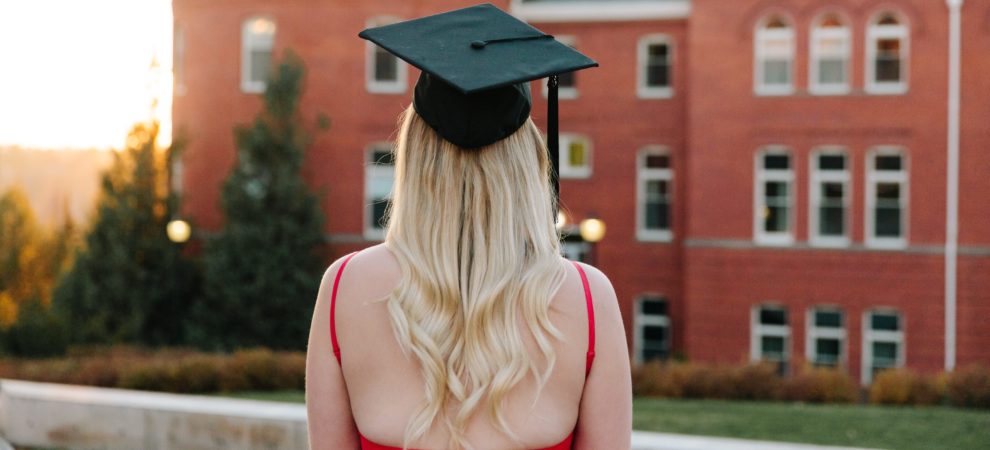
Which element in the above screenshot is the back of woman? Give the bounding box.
[306,5,631,449]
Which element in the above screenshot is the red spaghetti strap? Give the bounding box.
[330,252,359,364]
[572,261,595,376]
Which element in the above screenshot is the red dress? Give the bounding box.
[330,253,596,450]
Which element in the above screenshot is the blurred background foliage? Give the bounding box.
[0,53,322,358]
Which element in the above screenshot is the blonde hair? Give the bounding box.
[383,106,567,449]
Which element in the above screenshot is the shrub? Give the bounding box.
[220,348,279,391]
[274,352,306,390]
[946,365,990,409]
[171,355,222,393]
[869,369,913,405]
[732,362,782,401]
[783,367,857,403]
[119,361,175,391]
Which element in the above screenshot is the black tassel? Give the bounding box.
[548,75,559,222]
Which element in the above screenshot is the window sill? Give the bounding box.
[754,86,796,97]
[864,238,908,250]
[241,82,266,94]
[809,85,851,96]
[637,230,673,243]
[865,83,908,95]
[754,234,795,246]
[637,87,673,99]
[559,170,592,180]
[366,82,407,95]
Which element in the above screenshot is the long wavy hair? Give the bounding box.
[383,105,568,449]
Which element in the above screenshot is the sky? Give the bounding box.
[0,0,173,150]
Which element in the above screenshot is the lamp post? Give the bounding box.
[579,217,606,266]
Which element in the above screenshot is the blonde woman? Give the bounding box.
[306,4,631,449]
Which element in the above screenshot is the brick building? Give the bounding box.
[172,0,990,384]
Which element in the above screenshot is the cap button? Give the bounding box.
[470,40,486,49]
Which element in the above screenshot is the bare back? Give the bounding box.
[306,243,632,449]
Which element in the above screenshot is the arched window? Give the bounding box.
[754,15,794,95]
[810,13,850,94]
[866,11,908,94]
[241,16,276,93]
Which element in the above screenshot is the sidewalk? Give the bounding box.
[632,431,881,450]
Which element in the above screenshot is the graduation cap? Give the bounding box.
[358,3,598,219]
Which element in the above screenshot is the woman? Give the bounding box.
[306,4,631,449]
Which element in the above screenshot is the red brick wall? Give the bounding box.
[173,0,990,375]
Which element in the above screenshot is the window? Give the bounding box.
[365,143,395,239]
[866,11,908,94]
[810,13,850,95]
[637,147,672,241]
[544,35,578,99]
[241,17,275,93]
[754,148,793,245]
[635,296,670,363]
[807,308,846,368]
[866,148,908,248]
[173,23,186,95]
[862,310,905,384]
[810,148,849,246]
[752,305,789,375]
[366,16,407,94]
[638,35,672,98]
[559,134,591,179]
[754,15,794,95]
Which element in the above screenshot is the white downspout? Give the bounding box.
[945,0,963,372]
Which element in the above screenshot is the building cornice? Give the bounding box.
[510,0,690,23]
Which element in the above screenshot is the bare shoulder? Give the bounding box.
[321,244,401,287]
[570,260,619,313]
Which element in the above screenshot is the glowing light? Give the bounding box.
[556,210,569,230]
[166,219,191,243]
[579,218,606,243]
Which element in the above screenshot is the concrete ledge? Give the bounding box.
[0,379,308,450]
[1,379,880,450]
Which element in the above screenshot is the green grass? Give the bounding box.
[211,390,306,403]
[208,391,990,449]
[633,397,990,450]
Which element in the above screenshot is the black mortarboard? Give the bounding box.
[358,3,598,218]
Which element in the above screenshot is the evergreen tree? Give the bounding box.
[189,52,326,351]
[51,122,200,347]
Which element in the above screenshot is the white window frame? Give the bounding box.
[754,16,795,96]
[751,304,790,373]
[865,11,909,95]
[241,16,276,94]
[806,307,846,368]
[364,143,395,240]
[637,34,673,99]
[865,147,908,249]
[542,35,578,100]
[173,22,186,96]
[365,16,407,94]
[809,147,850,247]
[636,146,673,242]
[809,15,851,95]
[862,309,906,385]
[754,147,794,246]
[558,133,592,179]
[634,295,671,364]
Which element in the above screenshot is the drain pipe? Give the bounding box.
[944,0,963,372]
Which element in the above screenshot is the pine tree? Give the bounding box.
[189,52,326,351]
[51,122,200,347]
